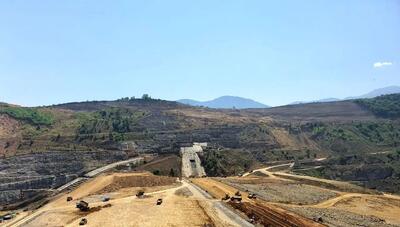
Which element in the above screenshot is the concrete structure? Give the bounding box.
[193,142,208,148]
[181,143,206,178]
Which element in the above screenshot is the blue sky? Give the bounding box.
[0,0,399,107]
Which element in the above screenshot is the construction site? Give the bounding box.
[2,142,400,227]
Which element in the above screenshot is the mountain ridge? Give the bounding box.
[177,95,269,109]
[290,86,400,105]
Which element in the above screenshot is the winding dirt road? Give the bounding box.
[6,176,252,227]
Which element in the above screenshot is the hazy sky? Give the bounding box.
[0,0,399,107]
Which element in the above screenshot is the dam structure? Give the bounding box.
[180,143,207,178]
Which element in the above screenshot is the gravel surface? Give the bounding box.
[221,178,339,205]
[282,206,399,227]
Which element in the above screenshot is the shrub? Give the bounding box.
[0,106,53,125]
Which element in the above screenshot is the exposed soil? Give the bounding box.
[220,177,339,205]
[174,187,194,197]
[224,164,400,227]
[134,155,182,176]
[192,177,324,226]
[96,173,178,194]
[332,195,400,225]
[283,206,397,227]
[9,173,244,227]
[0,114,20,156]
[273,172,376,194]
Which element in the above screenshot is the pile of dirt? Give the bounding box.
[174,187,193,197]
[97,175,177,194]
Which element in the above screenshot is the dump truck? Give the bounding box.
[79,218,87,225]
[230,195,242,203]
[231,191,242,203]
[76,201,89,211]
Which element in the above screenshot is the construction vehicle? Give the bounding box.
[314,216,324,223]
[76,201,89,211]
[102,196,110,202]
[222,194,230,201]
[230,195,242,203]
[230,191,242,203]
[136,191,145,197]
[156,198,163,205]
[248,193,257,199]
[1,213,15,221]
[67,196,73,201]
[79,218,87,225]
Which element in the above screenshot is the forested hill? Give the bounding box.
[355,93,400,118]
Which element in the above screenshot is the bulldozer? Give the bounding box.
[76,201,89,211]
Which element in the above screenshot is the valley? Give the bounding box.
[0,94,400,226]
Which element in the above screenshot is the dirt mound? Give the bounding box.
[174,187,194,197]
[98,175,177,193]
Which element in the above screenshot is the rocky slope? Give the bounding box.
[0,94,399,206]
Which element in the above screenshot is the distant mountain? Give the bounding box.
[177,96,269,109]
[290,98,340,105]
[346,86,400,99]
[289,86,400,105]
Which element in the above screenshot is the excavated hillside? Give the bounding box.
[0,94,400,206]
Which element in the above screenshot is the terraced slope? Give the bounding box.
[0,94,399,207]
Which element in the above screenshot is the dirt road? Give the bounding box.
[226,162,400,226]
[6,173,252,227]
[84,156,145,177]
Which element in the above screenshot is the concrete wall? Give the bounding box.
[180,145,206,178]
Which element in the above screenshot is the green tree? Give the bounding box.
[142,94,151,100]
